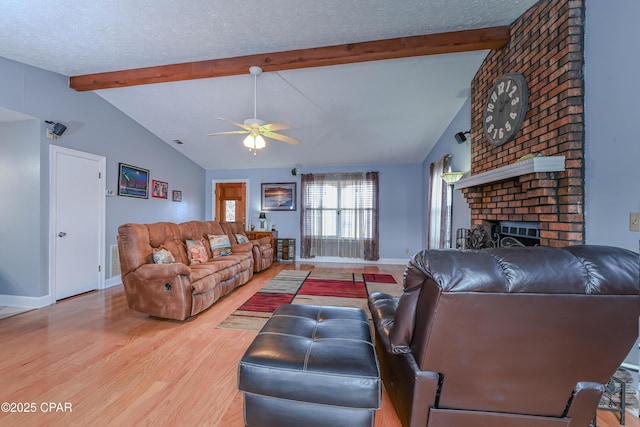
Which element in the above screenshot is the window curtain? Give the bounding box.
[299,173,315,258]
[427,154,451,249]
[363,171,379,260]
[300,171,379,260]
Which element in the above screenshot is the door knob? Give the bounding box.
[58,232,67,237]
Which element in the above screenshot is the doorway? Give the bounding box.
[212,179,249,228]
[215,181,247,226]
[49,145,105,301]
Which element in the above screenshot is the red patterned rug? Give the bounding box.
[298,277,368,298]
[217,270,400,331]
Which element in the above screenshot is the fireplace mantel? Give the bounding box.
[455,156,565,189]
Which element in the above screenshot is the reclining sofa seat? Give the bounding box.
[117,220,254,320]
[220,222,274,272]
[368,245,640,427]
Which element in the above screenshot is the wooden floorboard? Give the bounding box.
[0,261,635,426]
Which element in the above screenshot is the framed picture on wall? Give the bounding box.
[118,163,149,199]
[152,180,168,199]
[172,190,182,202]
[261,182,296,211]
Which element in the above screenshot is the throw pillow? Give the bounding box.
[185,238,208,264]
[235,233,250,244]
[152,247,175,264]
[208,234,232,257]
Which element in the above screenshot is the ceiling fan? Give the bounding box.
[207,66,300,154]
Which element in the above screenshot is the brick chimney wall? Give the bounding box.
[463,0,585,247]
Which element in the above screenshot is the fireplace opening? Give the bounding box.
[497,221,540,247]
[457,221,540,249]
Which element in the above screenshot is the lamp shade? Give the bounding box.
[243,133,266,150]
[442,171,464,185]
[259,212,266,219]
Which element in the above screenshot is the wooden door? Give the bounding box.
[215,182,247,227]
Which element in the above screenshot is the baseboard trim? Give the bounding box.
[296,256,409,265]
[105,276,122,288]
[0,294,52,309]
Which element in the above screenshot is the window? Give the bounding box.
[300,172,379,260]
[427,154,451,249]
[225,200,236,222]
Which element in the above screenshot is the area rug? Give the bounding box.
[217,270,401,331]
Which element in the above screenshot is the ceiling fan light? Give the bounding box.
[243,134,254,149]
[243,133,266,150]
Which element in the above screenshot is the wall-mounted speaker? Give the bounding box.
[46,121,67,136]
[454,132,467,143]
[52,123,67,136]
[291,168,299,176]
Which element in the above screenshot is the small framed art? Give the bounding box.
[152,180,168,199]
[118,163,149,199]
[172,190,182,202]
[261,182,296,211]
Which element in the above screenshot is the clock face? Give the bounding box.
[483,73,528,146]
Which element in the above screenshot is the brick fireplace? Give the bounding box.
[459,0,585,247]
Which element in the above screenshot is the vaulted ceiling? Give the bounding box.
[0,0,537,170]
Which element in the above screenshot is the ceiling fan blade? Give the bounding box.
[262,130,301,145]
[260,122,292,132]
[216,117,251,131]
[207,130,249,136]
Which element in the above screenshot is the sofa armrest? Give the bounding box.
[566,382,605,427]
[121,263,193,320]
[231,242,252,252]
[369,292,407,354]
[255,236,272,247]
[133,262,191,279]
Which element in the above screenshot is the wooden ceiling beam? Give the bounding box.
[69,26,510,91]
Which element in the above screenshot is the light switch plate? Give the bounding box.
[630,212,640,232]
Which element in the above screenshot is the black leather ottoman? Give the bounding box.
[238,304,381,427]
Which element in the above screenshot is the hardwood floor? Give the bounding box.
[0,261,635,427]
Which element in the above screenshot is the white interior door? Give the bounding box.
[50,145,105,301]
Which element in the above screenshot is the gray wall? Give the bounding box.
[206,162,424,261]
[0,120,41,297]
[584,0,640,252]
[0,57,206,299]
[422,97,472,247]
[584,0,640,366]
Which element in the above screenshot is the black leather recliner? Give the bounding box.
[368,245,640,427]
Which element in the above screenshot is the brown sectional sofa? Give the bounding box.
[117,220,254,320]
[220,222,274,272]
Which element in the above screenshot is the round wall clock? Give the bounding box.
[483,72,528,146]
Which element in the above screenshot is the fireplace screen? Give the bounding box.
[457,221,540,249]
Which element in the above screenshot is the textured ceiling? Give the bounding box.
[0,0,538,170]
